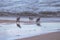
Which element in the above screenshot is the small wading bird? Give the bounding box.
[16,16,21,28]
[16,17,41,28]
[16,12,41,28]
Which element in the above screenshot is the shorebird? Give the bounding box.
[36,17,41,26]
[16,16,21,28]
[16,17,41,28]
[16,12,41,28]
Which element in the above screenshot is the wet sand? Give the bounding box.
[0,20,16,23]
[16,31,60,40]
[0,19,60,23]
[0,20,34,24]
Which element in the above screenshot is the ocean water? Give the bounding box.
[0,0,60,13]
[0,17,60,40]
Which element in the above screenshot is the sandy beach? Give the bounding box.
[16,31,60,40]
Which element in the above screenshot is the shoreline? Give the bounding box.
[16,31,60,40]
[0,20,60,23]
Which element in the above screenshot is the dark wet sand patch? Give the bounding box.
[16,31,60,40]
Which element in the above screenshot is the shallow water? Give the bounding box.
[0,17,60,40]
[0,22,60,40]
